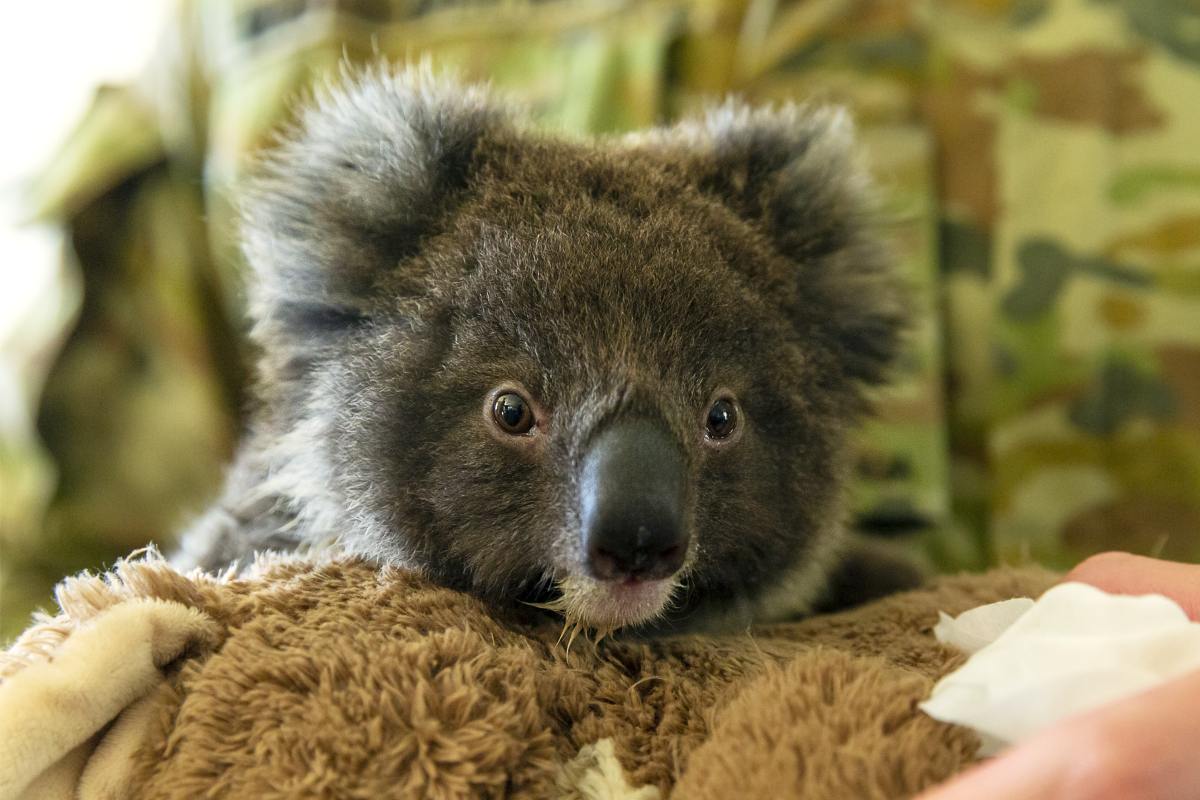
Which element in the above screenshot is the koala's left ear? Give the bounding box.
[658,104,906,388]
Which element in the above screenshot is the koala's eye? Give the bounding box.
[492,392,535,435]
[705,397,739,440]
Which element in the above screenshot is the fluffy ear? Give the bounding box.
[664,103,906,388]
[241,67,507,355]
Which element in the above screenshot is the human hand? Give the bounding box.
[918,552,1200,800]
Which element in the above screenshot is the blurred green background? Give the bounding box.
[4,0,1200,639]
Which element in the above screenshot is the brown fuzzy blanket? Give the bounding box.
[0,554,1056,799]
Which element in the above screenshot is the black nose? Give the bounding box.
[579,418,688,582]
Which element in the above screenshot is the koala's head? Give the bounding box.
[242,68,904,632]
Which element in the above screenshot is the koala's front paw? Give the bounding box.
[816,537,927,613]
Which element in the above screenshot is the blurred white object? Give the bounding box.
[0,2,168,538]
[0,1,167,337]
[921,582,1200,755]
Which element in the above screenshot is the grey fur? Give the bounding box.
[175,66,914,631]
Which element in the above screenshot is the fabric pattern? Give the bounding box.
[4,0,1199,635]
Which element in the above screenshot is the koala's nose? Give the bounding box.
[579,418,688,582]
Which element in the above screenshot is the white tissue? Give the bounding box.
[931,598,1035,655]
[920,582,1200,755]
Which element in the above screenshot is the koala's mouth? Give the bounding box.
[546,573,680,633]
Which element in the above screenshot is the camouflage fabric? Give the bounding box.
[919,0,1200,571]
[4,0,1199,637]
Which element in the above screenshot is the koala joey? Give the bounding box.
[175,67,921,635]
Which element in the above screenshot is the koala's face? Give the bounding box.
[243,70,903,631]
[330,177,842,631]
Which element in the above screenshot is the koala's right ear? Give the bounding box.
[241,67,507,355]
